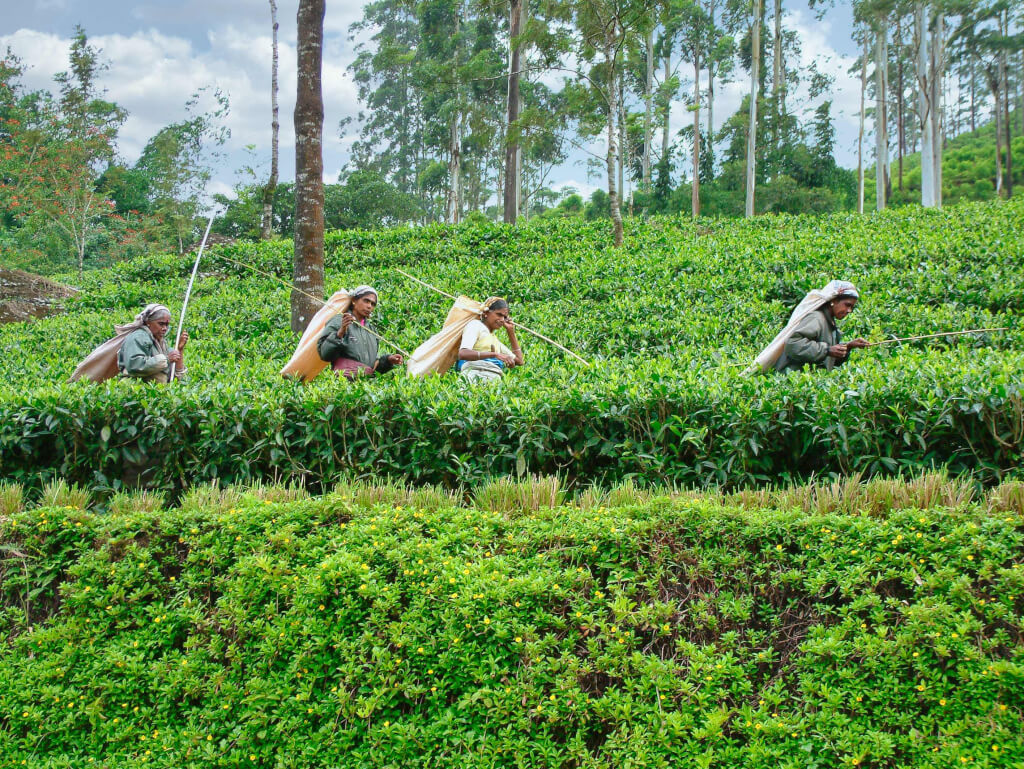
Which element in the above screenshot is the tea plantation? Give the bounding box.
[1,200,1022,494]
[1,202,1023,767]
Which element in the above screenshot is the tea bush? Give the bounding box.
[0,200,1022,494]
[1,495,1021,767]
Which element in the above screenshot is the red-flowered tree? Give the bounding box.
[0,30,147,275]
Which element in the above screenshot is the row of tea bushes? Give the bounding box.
[1,349,1020,495]
[1,494,1021,767]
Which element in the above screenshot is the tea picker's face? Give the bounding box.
[831,297,857,320]
[352,294,377,319]
[147,313,171,340]
[483,307,509,331]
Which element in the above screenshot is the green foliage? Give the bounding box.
[0,201,1022,496]
[0,495,1022,767]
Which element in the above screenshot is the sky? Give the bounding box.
[3,0,862,205]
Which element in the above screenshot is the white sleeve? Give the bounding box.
[460,320,484,351]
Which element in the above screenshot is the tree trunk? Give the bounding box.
[447,113,462,223]
[606,34,623,247]
[447,10,462,224]
[916,2,936,208]
[262,0,280,240]
[692,53,701,218]
[643,25,653,188]
[970,53,976,133]
[897,15,904,191]
[707,0,716,174]
[930,13,943,206]
[1000,9,1012,198]
[503,0,522,223]
[875,26,888,211]
[858,39,868,215]
[292,0,325,333]
[772,0,783,170]
[745,0,761,218]
[618,73,625,208]
[662,53,671,167]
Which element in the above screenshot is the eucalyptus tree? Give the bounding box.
[348,0,426,205]
[262,0,280,240]
[292,0,325,333]
[558,0,655,245]
[855,0,896,210]
[745,0,762,216]
[913,0,951,208]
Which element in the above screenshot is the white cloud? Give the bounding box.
[4,1,866,207]
[2,21,363,192]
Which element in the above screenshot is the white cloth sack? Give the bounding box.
[459,359,505,383]
[748,280,859,374]
[280,289,352,381]
[407,295,501,377]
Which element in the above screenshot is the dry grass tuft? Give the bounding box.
[108,489,165,515]
[474,475,564,514]
[37,479,92,510]
[0,481,24,516]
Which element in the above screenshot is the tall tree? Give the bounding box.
[914,1,944,208]
[292,0,326,333]
[503,0,524,222]
[745,0,762,217]
[262,0,280,239]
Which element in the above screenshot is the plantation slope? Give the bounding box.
[0,200,1021,492]
[1,496,1023,768]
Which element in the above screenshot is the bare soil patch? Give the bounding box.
[0,269,78,324]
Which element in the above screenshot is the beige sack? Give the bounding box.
[280,289,352,381]
[70,331,132,383]
[406,295,497,377]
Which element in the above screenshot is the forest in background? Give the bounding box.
[1,1,1022,275]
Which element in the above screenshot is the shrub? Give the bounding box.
[0,494,1021,767]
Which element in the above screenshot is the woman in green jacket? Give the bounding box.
[774,281,868,372]
[117,304,189,383]
[316,286,403,379]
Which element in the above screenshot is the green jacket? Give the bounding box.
[774,309,845,372]
[316,315,395,374]
[117,328,183,383]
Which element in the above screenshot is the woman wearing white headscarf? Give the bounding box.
[70,303,188,383]
[117,304,189,383]
[316,285,403,379]
[769,280,868,373]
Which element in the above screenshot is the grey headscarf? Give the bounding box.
[350,285,378,301]
[115,303,172,335]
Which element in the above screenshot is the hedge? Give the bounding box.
[1,496,1022,767]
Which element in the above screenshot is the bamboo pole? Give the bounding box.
[217,253,411,357]
[169,212,215,382]
[396,268,591,366]
[865,327,1008,347]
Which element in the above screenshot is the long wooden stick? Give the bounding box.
[396,268,591,366]
[169,212,215,382]
[865,327,1008,347]
[217,253,411,357]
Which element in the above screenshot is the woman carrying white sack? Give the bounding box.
[70,303,188,383]
[750,280,868,374]
[456,298,524,382]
